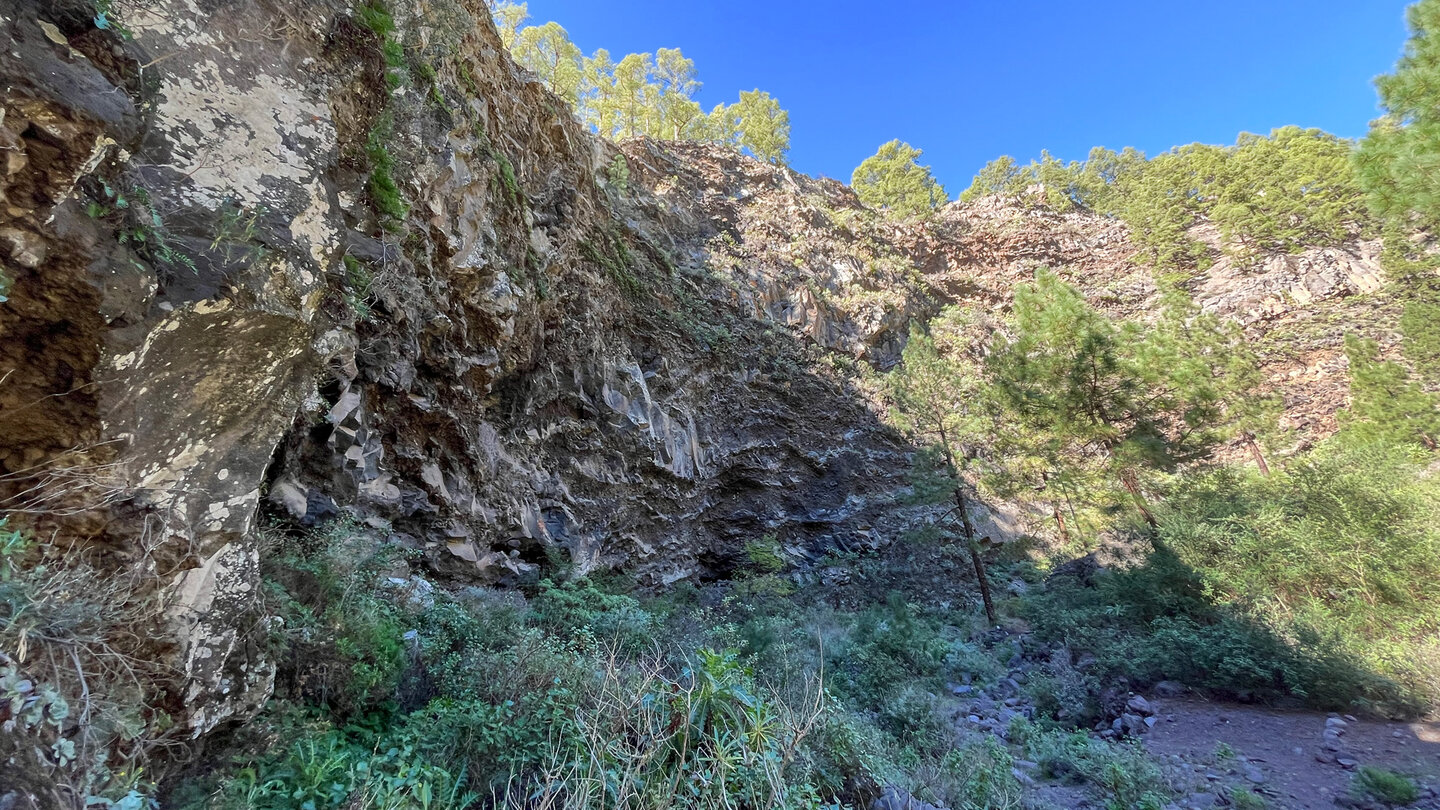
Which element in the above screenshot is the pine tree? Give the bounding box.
[733,90,790,164]
[653,49,705,139]
[1073,145,1147,212]
[989,270,1262,525]
[612,52,656,138]
[1341,335,1440,449]
[1356,0,1440,231]
[1212,127,1369,257]
[703,102,741,146]
[489,1,528,49]
[512,21,584,104]
[959,155,1029,202]
[490,5,794,155]
[888,316,998,621]
[1400,281,1440,384]
[1029,150,1085,212]
[851,140,948,219]
[581,49,619,137]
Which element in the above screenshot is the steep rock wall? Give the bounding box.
[0,0,915,745]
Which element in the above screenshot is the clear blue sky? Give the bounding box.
[520,1,1413,193]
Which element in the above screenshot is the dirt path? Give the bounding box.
[1143,697,1440,809]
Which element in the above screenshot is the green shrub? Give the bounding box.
[529,577,656,651]
[263,526,407,717]
[745,535,787,573]
[212,722,473,810]
[366,122,411,226]
[922,737,1024,810]
[1353,766,1420,805]
[1020,729,1170,809]
[1231,789,1270,810]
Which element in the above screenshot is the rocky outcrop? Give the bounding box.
[624,141,1401,445]
[0,0,920,744]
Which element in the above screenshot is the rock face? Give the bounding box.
[0,0,918,740]
[0,0,1398,749]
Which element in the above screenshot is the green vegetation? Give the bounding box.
[1341,335,1440,449]
[489,147,522,205]
[851,140,948,219]
[84,182,197,274]
[165,521,1085,810]
[888,316,999,620]
[1353,766,1421,805]
[1008,721,1169,809]
[342,254,376,320]
[1020,440,1440,713]
[989,273,1260,518]
[882,247,1438,715]
[579,228,644,296]
[1230,790,1270,810]
[0,520,169,807]
[606,153,631,193]
[366,117,411,226]
[1357,0,1440,233]
[960,127,1371,274]
[357,0,408,91]
[490,3,791,162]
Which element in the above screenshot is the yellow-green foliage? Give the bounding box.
[490,3,792,162]
[961,128,1371,275]
[1159,441,1440,706]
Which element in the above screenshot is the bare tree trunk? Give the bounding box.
[1119,469,1158,529]
[935,426,996,623]
[1052,503,1070,546]
[1244,433,1271,477]
[955,487,997,624]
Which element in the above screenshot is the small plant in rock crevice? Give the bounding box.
[84,181,197,274]
[365,117,411,228]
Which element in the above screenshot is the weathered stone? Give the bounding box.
[1126,694,1156,716]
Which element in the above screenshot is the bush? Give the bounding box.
[1353,766,1420,805]
[529,577,656,651]
[190,521,858,810]
[262,526,407,718]
[1018,727,1170,809]
[913,737,1024,810]
[209,717,473,810]
[0,520,167,804]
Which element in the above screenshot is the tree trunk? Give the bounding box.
[1244,433,1271,476]
[954,486,997,624]
[1119,469,1158,529]
[934,427,996,623]
[1052,503,1070,546]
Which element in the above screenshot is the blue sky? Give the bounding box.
[520,1,1414,192]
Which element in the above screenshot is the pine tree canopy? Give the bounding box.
[1341,335,1440,449]
[1356,0,1440,231]
[851,140,948,219]
[491,2,790,163]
